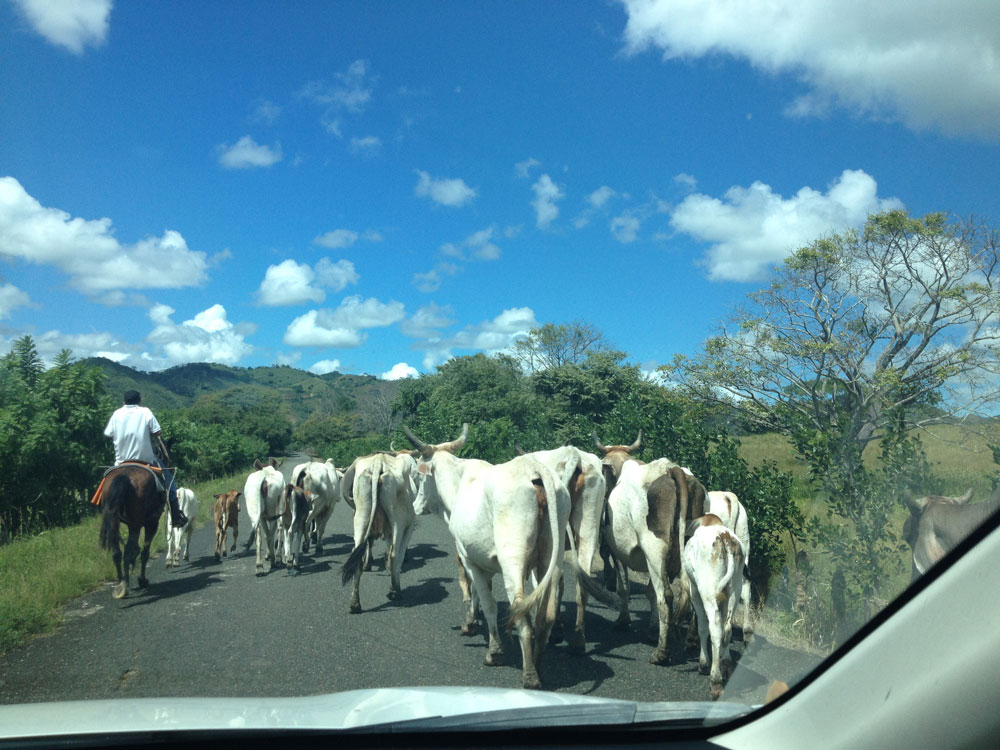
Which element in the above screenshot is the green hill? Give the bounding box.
[83,358,400,425]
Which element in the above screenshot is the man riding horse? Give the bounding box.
[103,390,188,528]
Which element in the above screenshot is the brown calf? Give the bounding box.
[213,490,242,561]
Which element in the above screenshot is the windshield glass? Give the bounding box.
[1,0,998,738]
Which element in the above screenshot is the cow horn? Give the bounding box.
[390,441,397,452]
[628,431,643,453]
[438,423,469,453]
[514,442,526,456]
[958,487,974,503]
[403,425,429,452]
[592,430,608,454]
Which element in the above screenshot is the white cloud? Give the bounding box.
[350,136,382,155]
[381,362,419,380]
[252,99,281,125]
[255,258,357,307]
[12,0,111,54]
[0,176,209,297]
[400,302,455,338]
[618,0,1000,140]
[416,306,538,370]
[674,173,698,192]
[283,295,406,348]
[531,174,564,229]
[515,157,541,179]
[440,226,501,262]
[611,213,641,243]
[32,329,133,365]
[0,283,32,319]
[412,262,460,293]
[670,168,904,281]
[309,358,341,375]
[145,303,254,367]
[300,59,376,114]
[314,229,358,249]
[414,170,476,207]
[217,136,282,168]
[588,186,617,208]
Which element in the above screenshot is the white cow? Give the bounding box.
[290,459,342,555]
[516,444,608,654]
[604,457,699,665]
[406,424,579,690]
[243,458,286,576]
[706,490,753,635]
[681,513,745,700]
[165,487,198,568]
[339,451,420,613]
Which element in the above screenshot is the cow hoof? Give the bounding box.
[315,546,324,555]
[522,675,542,690]
[484,651,504,667]
[386,589,400,601]
[349,601,362,614]
[459,623,478,637]
[613,616,630,631]
[548,622,565,645]
[649,648,670,666]
[699,661,710,675]
[215,553,221,562]
[643,629,659,645]
[255,567,266,577]
[567,634,586,656]
[710,683,723,701]
[112,582,127,599]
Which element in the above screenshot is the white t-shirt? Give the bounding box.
[104,405,162,465]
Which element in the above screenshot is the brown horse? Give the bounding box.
[97,464,166,599]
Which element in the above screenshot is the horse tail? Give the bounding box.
[99,474,132,550]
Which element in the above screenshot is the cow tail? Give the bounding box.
[717,533,739,598]
[99,474,131,550]
[341,457,382,586]
[670,465,690,559]
[507,461,563,629]
[569,528,624,610]
[243,475,268,550]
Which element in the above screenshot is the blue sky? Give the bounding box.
[1,1,998,380]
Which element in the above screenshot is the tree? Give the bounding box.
[671,211,1000,619]
[511,320,621,373]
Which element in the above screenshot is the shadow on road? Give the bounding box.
[402,542,449,570]
[118,570,223,609]
[352,575,453,614]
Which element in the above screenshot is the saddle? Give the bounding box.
[89,462,167,506]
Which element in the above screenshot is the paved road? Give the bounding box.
[0,461,820,706]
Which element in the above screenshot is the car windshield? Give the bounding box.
[1,0,999,742]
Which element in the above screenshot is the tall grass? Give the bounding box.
[0,470,247,656]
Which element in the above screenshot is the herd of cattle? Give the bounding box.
[162,423,997,700]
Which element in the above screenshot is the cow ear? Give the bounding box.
[254,459,264,470]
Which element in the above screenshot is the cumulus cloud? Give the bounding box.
[412,262,460,293]
[415,306,538,371]
[26,330,133,366]
[531,174,564,229]
[414,170,476,207]
[0,176,208,298]
[12,0,111,54]
[618,0,1000,140]
[588,186,617,208]
[217,136,282,168]
[670,168,904,281]
[674,173,698,192]
[283,295,406,348]
[400,302,455,339]
[611,213,641,243]
[0,282,32,319]
[309,358,341,375]
[145,303,254,367]
[255,258,358,307]
[381,362,419,380]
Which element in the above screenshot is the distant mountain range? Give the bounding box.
[83,358,401,423]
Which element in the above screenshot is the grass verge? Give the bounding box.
[0,470,247,656]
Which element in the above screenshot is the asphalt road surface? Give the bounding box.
[0,460,821,706]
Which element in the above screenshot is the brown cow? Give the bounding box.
[212,490,241,561]
[902,487,1000,582]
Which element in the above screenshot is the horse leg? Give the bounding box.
[110,539,126,599]
[116,527,140,599]
[138,520,158,588]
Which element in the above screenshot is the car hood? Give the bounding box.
[0,686,753,738]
